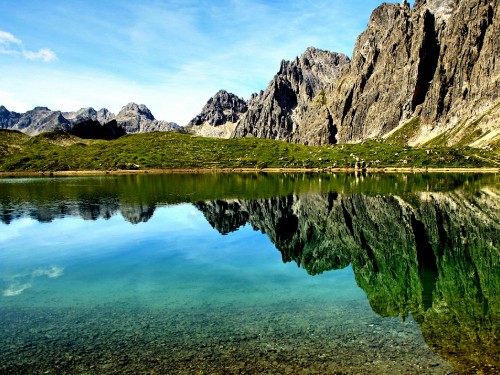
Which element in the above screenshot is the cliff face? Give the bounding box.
[231,48,350,145]
[63,107,115,125]
[323,0,499,146]
[0,106,72,135]
[224,0,498,147]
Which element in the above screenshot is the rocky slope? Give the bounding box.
[231,47,350,145]
[0,103,181,136]
[223,0,498,148]
[187,90,247,139]
[311,0,499,147]
[63,107,115,125]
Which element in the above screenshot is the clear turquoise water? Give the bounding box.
[0,174,498,374]
[1,206,361,309]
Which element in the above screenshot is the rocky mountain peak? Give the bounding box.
[189,90,247,127]
[32,106,51,111]
[231,47,350,144]
[293,0,499,147]
[115,102,180,134]
[1,102,181,136]
[61,107,116,129]
[118,102,155,121]
[414,0,458,22]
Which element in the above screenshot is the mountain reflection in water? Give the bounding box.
[195,190,499,373]
[0,173,498,373]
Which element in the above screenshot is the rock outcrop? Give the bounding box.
[187,90,247,139]
[223,0,498,147]
[231,47,350,145]
[63,107,115,125]
[0,106,21,129]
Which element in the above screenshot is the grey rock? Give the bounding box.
[6,106,72,135]
[63,107,115,125]
[0,103,181,136]
[318,0,499,146]
[114,102,181,133]
[232,47,350,145]
[189,89,247,127]
[0,106,21,129]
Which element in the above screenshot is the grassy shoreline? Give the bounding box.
[2,130,499,173]
[1,166,499,178]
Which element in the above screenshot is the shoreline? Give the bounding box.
[0,166,499,177]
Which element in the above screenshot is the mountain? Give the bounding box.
[232,47,350,145]
[206,0,496,148]
[0,106,71,135]
[114,102,181,133]
[0,106,21,129]
[320,0,499,147]
[63,107,115,125]
[0,103,182,137]
[187,90,247,138]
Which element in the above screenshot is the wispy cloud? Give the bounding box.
[0,30,57,62]
[0,31,21,45]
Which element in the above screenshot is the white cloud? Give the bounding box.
[0,30,57,62]
[0,31,21,45]
[23,48,58,62]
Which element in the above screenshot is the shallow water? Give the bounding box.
[0,173,498,374]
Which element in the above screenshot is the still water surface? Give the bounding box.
[0,173,498,374]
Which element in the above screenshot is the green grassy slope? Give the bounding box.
[1,129,499,171]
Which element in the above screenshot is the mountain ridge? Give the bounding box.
[0,103,182,136]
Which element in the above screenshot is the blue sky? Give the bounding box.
[1,0,413,125]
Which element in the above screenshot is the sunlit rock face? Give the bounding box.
[0,106,71,135]
[232,47,350,145]
[226,0,498,147]
[195,186,499,372]
[320,0,499,146]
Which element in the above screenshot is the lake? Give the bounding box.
[0,173,498,374]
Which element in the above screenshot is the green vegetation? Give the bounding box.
[385,117,421,146]
[1,129,499,172]
[423,103,500,150]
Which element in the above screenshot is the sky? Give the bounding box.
[1,0,413,125]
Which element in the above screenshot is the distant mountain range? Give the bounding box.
[0,103,182,138]
[2,0,498,147]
